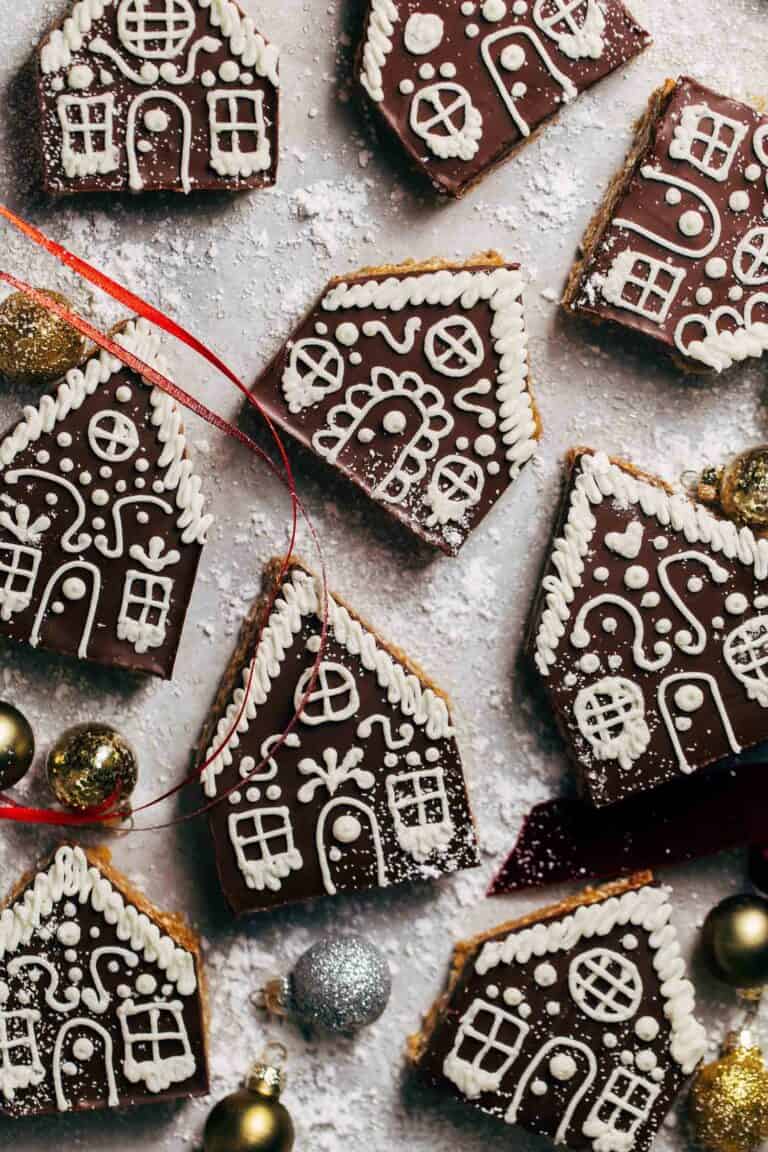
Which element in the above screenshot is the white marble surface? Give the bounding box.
[0,0,767,1148]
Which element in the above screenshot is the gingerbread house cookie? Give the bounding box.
[409,872,706,1151]
[198,559,479,916]
[36,0,279,195]
[530,449,768,807]
[0,318,210,678]
[0,845,208,1118]
[358,0,650,197]
[565,77,768,372]
[250,255,540,554]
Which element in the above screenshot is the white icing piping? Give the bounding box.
[41,0,280,86]
[535,451,768,676]
[322,267,537,480]
[475,883,707,1074]
[0,318,212,546]
[201,566,454,796]
[360,0,399,103]
[0,846,197,995]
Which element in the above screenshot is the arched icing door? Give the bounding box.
[127,93,192,194]
[316,797,387,896]
[52,1019,119,1111]
[30,561,101,660]
[506,1038,598,1143]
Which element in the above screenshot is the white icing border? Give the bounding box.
[201,565,454,796]
[0,318,212,546]
[474,882,707,1075]
[534,450,768,676]
[360,0,399,103]
[0,845,197,995]
[40,0,280,86]
[321,266,537,480]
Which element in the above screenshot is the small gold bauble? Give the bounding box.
[0,701,34,789]
[46,723,137,813]
[0,291,85,385]
[203,1064,295,1152]
[689,1042,768,1152]
[704,894,768,990]
[716,448,768,529]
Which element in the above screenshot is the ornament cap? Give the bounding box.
[245,1042,288,1100]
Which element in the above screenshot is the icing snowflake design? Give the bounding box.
[37,0,280,195]
[0,846,205,1118]
[438,882,706,1152]
[573,79,768,372]
[532,450,768,806]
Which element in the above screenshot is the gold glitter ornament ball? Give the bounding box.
[0,291,85,385]
[717,448,768,530]
[704,894,768,990]
[204,1059,295,1152]
[46,723,138,812]
[689,1041,768,1152]
[0,701,34,789]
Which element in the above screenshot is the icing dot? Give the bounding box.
[79,471,92,486]
[399,79,415,95]
[219,60,239,82]
[696,287,713,306]
[579,654,600,674]
[136,974,157,996]
[116,479,127,493]
[603,1033,618,1049]
[115,386,131,403]
[503,987,523,1006]
[636,1050,658,1072]
[68,64,94,90]
[89,927,100,939]
[228,790,242,805]
[608,655,622,670]
[726,592,749,614]
[68,967,83,984]
[329,847,342,863]
[404,12,445,54]
[482,0,507,18]
[266,784,281,801]
[622,934,638,949]
[465,22,480,36]
[518,1003,532,1019]
[92,489,109,506]
[62,1061,77,1077]
[550,1054,577,1081]
[246,787,261,803]
[712,615,725,629]
[705,257,727,279]
[406,751,421,766]
[593,567,609,582]
[678,210,704,237]
[729,190,750,212]
[534,962,557,987]
[62,577,87,601]
[511,82,527,98]
[456,436,470,451]
[487,461,501,476]
[144,108,170,133]
[621,1050,634,1066]
[665,187,682,205]
[37,450,50,465]
[675,717,692,732]
[418,63,436,80]
[440,62,457,78]
[653,536,668,550]
[531,1079,548,1096]
[384,753,398,768]
[635,1016,660,1042]
[140,62,158,82]
[64,949,77,963]
[108,962,119,974]
[425,747,440,763]
[46,493,58,507]
[358,428,375,444]
[675,629,693,649]
[135,458,150,473]
[602,617,617,634]
[461,1,476,11]
[333,815,362,843]
[240,72,253,84]
[564,672,577,687]
[336,323,359,347]
[513,0,527,10]
[655,618,672,635]
[652,1068,664,1083]
[52,601,65,615]
[92,517,105,531]
[687,576,704,593]
[60,458,74,473]
[72,1037,95,1061]
[478,410,496,429]
[201,70,215,87]
[546,1001,560,1015]
[673,685,704,713]
[136,511,149,524]
[314,322,328,336]
[116,984,131,999]
[500,43,525,71]
[729,285,745,302]
[486,984,499,999]
[349,351,363,366]
[383,411,407,435]
[57,922,80,947]
[474,435,496,458]
[745,164,762,182]
[624,565,649,590]
[641,591,660,608]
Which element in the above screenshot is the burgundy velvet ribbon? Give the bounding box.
[489,763,768,894]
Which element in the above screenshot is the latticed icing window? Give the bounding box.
[227,806,303,892]
[118,1001,195,1092]
[602,252,686,324]
[57,96,120,178]
[669,103,747,181]
[116,0,196,60]
[0,1009,45,1099]
[88,410,140,462]
[386,767,453,858]
[0,543,40,620]
[444,999,529,1095]
[568,948,644,1023]
[583,1068,661,1150]
[118,571,173,653]
[208,92,270,177]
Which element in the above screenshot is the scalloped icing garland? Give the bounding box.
[0,317,212,546]
[535,450,768,677]
[321,266,537,480]
[201,565,454,796]
[40,0,280,85]
[360,0,399,103]
[474,882,707,1075]
[0,845,197,995]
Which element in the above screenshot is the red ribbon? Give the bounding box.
[0,208,329,831]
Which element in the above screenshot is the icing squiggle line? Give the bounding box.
[475,882,707,1074]
[201,566,454,796]
[535,451,768,676]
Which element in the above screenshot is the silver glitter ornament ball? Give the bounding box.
[287,935,391,1033]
